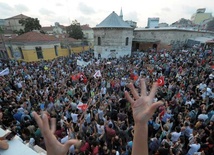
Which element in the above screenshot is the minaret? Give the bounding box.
[120,7,123,20]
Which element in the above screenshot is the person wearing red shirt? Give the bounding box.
[105,123,116,148]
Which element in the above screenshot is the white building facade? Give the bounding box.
[93,11,133,58]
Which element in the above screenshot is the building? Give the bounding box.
[4,14,30,31]
[133,27,214,51]
[81,24,94,48]
[170,18,193,28]
[0,19,5,29]
[191,8,213,25]
[93,11,133,58]
[147,18,159,28]
[158,23,169,28]
[4,31,70,62]
[125,20,137,28]
[41,22,67,35]
[186,36,214,48]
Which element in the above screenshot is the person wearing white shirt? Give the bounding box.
[100,86,107,97]
[198,111,208,121]
[171,126,181,143]
[96,121,105,135]
[198,82,207,91]
[71,112,78,124]
[187,138,201,155]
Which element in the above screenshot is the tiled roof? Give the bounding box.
[95,11,132,29]
[81,24,92,30]
[9,31,58,43]
[5,14,29,20]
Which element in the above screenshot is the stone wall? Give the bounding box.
[93,28,133,58]
[134,29,214,50]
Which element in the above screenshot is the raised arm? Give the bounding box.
[125,79,163,155]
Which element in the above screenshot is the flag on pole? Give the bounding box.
[77,103,88,111]
[157,76,164,86]
[0,68,9,76]
[93,70,102,78]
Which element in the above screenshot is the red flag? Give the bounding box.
[77,104,88,111]
[157,76,164,86]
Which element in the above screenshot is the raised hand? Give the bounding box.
[124,78,163,155]
[125,78,163,124]
[32,112,80,155]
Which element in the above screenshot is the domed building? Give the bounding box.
[93,11,134,58]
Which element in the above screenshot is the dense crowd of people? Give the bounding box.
[0,48,213,155]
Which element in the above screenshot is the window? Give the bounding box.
[54,45,58,56]
[98,37,101,46]
[35,47,43,59]
[125,37,129,46]
[18,47,24,59]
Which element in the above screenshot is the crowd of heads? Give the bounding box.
[0,47,213,155]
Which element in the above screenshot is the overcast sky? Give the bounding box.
[0,0,214,28]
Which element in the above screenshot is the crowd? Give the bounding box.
[0,47,213,155]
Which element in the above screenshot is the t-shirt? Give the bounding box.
[171,132,181,142]
[71,113,78,123]
[187,143,201,155]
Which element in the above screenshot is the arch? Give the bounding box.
[153,43,157,49]
[98,37,101,46]
[125,37,129,46]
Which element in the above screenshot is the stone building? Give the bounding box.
[133,27,214,51]
[93,11,133,58]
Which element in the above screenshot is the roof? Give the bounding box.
[5,14,29,20]
[9,31,58,43]
[94,11,132,29]
[81,24,92,30]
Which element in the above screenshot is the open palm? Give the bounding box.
[125,79,163,124]
[33,112,79,155]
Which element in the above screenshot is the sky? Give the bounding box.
[0,0,214,28]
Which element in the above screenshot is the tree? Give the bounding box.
[19,17,41,33]
[67,20,83,39]
[206,19,214,31]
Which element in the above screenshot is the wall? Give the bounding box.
[4,19,25,31]
[134,29,214,51]
[93,28,133,58]
[82,29,94,46]
[71,46,90,53]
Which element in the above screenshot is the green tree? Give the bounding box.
[67,20,83,39]
[19,17,41,33]
[206,18,214,31]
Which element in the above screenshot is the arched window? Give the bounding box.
[98,37,101,46]
[125,37,129,46]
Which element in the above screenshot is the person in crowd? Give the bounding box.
[0,48,213,155]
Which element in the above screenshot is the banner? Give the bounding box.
[0,68,9,76]
[77,60,91,67]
